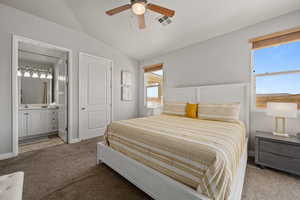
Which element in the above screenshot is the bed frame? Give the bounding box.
[97,83,250,200]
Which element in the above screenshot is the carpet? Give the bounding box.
[0,137,299,200]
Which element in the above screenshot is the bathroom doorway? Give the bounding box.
[12,35,73,155]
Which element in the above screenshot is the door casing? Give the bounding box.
[12,35,74,158]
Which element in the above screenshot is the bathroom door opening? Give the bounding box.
[12,35,73,155]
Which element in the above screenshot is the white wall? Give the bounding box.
[140,10,300,151]
[0,4,139,155]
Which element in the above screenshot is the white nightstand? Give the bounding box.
[146,107,162,116]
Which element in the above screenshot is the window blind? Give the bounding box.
[144,63,163,73]
[250,26,300,50]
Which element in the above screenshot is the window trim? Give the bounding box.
[255,69,300,77]
[249,26,300,112]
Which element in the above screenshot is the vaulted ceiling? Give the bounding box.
[1,0,300,60]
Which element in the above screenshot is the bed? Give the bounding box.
[97,83,249,200]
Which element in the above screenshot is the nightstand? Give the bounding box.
[146,107,162,116]
[255,131,300,176]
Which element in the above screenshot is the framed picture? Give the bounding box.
[121,71,132,86]
[121,86,132,101]
[121,71,132,101]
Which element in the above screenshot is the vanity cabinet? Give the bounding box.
[19,109,58,139]
[28,110,46,136]
[49,110,58,131]
[18,111,28,138]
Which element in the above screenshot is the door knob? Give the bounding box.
[81,107,86,110]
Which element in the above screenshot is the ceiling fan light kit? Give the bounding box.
[131,0,147,15]
[106,0,175,29]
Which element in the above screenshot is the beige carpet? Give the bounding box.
[0,137,299,200]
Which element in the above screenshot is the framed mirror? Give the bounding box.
[17,47,58,106]
[18,63,54,105]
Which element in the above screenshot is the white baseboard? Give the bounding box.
[0,152,16,160]
[69,138,81,144]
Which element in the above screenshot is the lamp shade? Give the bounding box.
[267,102,297,118]
[23,71,31,77]
[40,73,46,79]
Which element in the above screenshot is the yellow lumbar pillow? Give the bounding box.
[186,103,198,118]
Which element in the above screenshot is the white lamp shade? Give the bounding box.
[267,102,297,118]
[23,71,31,77]
[17,70,22,77]
[32,72,39,78]
[40,73,46,79]
[46,73,53,79]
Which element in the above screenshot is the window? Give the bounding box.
[144,64,163,108]
[252,38,300,109]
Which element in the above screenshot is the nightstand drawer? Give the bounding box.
[260,140,300,159]
[259,152,300,175]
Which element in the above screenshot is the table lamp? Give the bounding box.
[267,102,298,137]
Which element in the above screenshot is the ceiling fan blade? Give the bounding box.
[106,4,131,16]
[147,3,175,17]
[138,14,146,29]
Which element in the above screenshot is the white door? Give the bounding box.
[57,59,68,142]
[79,53,112,140]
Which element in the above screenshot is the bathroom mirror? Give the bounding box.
[17,41,68,106]
[19,64,54,105]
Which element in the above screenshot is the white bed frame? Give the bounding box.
[97,83,250,200]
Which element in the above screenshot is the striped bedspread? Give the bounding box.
[105,114,246,200]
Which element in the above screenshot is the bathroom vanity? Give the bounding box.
[15,40,69,145]
[18,59,62,142]
[19,106,59,141]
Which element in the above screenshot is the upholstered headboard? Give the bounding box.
[165,83,250,135]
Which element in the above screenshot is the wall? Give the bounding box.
[0,4,139,155]
[139,10,300,151]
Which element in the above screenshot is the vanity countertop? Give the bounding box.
[19,106,59,111]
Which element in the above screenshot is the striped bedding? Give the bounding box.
[105,114,246,200]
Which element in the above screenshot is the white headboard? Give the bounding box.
[165,83,250,135]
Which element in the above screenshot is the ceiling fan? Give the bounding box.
[106,0,175,29]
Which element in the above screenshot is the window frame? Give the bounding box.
[146,85,162,107]
[250,46,300,112]
[249,26,300,112]
[143,64,164,109]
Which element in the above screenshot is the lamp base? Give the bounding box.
[273,132,289,137]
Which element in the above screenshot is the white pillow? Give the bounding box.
[198,103,241,121]
[163,101,186,116]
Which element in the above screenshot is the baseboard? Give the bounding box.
[69,138,81,144]
[0,152,16,160]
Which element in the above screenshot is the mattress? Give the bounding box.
[105,114,246,200]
